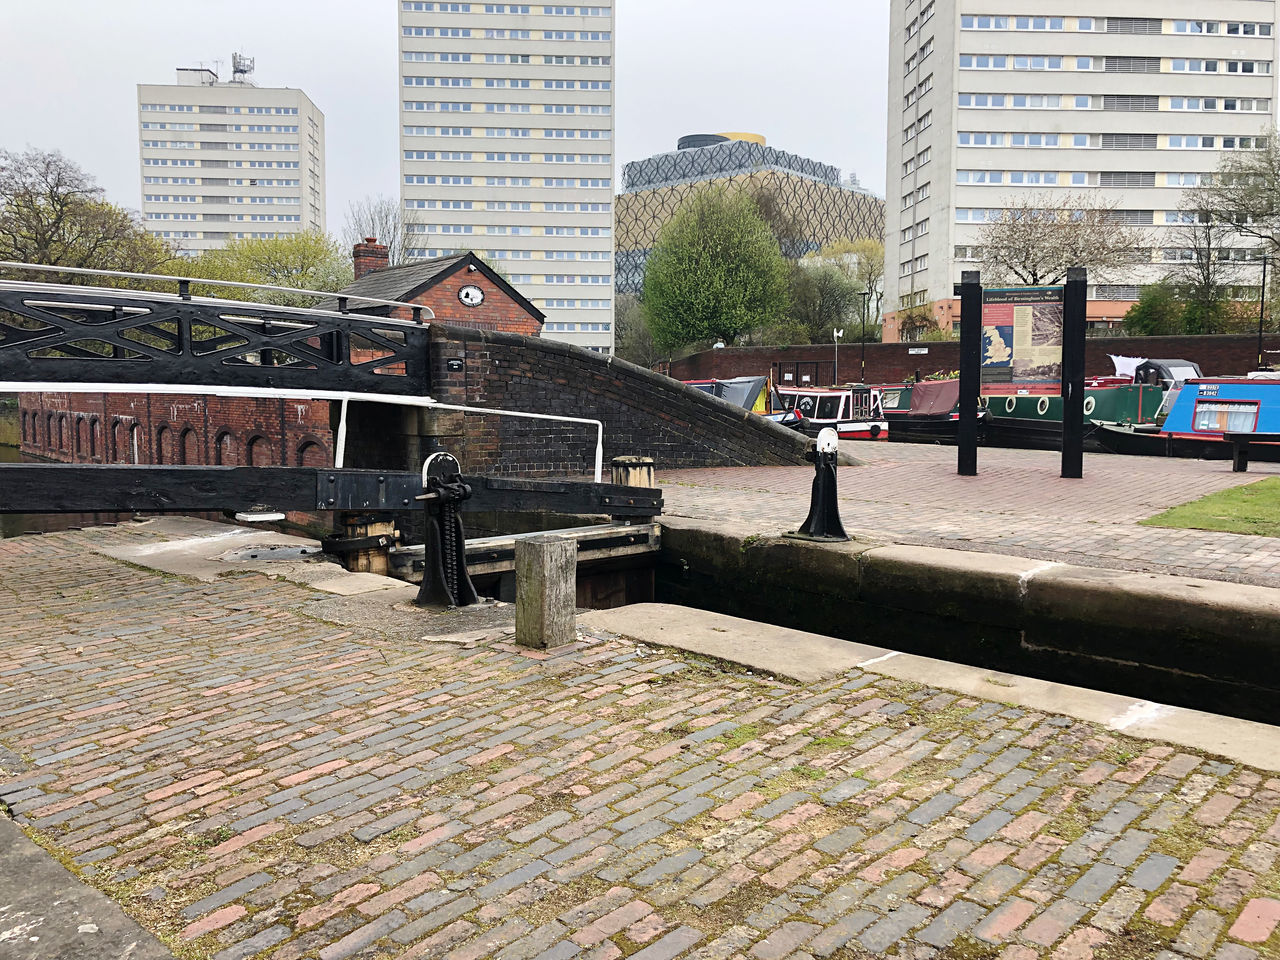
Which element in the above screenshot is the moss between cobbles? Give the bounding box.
[932,939,1002,960]
[1095,920,1177,959]
[516,875,615,925]
[714,724,761,749]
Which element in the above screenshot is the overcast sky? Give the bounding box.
[0,1,889,236]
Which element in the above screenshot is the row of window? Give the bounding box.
[144,178,302,187]
[962,15,1269,35]
[141,141,303,152]
[404,201,610,216]
[901,146,932,177]
[960,16,1272,35]
[958,93,1272,113]
[960,54,1273,74]
[957,170,1214,188]
[403,77,610,89]
[543,321,611,332]
[408,223,611,241]
[483,249,610,260]
[141,105,299,115]
[403,150,609,162]
[404,102,611,114]
[900,218,931,243]
[899,254,930,276]
[958,132,1269,150]
[402,126,609,138]
[404,176,610,190]
[143,160,302,169]
[542,299,611,309]
[401,212,611,236]
[403,2,610,13]
[402,26,610,39]
[143,123,301,134]
[403,52,610,65]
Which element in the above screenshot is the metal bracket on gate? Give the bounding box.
[315,472,423,511]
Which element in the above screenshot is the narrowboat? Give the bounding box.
[775,385,889,440]
[683,376,803,429]
[1096,374,1280,461]
[982,380,1165,451]
[881,379,979,442]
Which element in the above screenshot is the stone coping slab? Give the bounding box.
[0,818,174,960]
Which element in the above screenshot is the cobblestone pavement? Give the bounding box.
[661,443,1280,588]
[2,527,1280,960]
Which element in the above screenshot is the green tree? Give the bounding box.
[804,237,886,338]
[1122,283,1185,336]
[642,188,790,350]
[787,262,861,343]
[613,294,661,368]
[0,147,172,282]
[180,233,352,306]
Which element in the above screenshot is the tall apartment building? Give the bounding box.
[886,2,1278,341]
[137,58,326,257]
[397,2,615,353]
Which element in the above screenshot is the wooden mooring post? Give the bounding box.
[515,534,578,649]
[611,456,655,488]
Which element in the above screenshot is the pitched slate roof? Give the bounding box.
[315,251,544,322]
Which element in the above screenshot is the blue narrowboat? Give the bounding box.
[1096,375,1280,460]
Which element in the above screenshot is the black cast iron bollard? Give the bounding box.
[786,428,849,542]
[415,451,480,608]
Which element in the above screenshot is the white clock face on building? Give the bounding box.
[458,284,485,307]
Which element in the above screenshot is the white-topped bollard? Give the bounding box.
[515,534,578,649]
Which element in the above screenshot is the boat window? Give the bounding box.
[1192,400,1258,433]
[795,394,818,417]
[816,395,843,420]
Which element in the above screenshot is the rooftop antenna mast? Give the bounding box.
[231,52,255,84]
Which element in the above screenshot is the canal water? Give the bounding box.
[0,444,142,538]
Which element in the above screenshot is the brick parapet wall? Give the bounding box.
[669,334,1280,387]
[17,393,333,467]
[417,323,811,476]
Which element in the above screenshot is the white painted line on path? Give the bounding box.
[1108,700,1173,731]
[858,651,901,667]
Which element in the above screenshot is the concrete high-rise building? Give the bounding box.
[885,2,1277,340]
[137,57,326,257]
[397,2,615,353]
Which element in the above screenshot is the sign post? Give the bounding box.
[957,271,982,476]
[1060,267,1088,479]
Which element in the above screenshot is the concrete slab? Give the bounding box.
[579,603,887,683]
[96,517,405,596]
[580,602,1280,772]
[0,818,173,960]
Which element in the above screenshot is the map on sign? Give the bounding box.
[980,286,1065,397]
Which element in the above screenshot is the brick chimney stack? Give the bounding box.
[353,237,389,280]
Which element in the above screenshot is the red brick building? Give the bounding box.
[326,240,545,336]
[18,243,545,466]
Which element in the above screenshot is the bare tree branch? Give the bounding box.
[977,191,1149,287]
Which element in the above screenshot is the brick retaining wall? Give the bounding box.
[340,323,811,475]
[669,334,1280,386]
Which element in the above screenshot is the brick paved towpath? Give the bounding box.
[2,524,1280,959]
[662,443,1280,588]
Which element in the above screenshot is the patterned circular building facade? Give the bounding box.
[616,135,886,296]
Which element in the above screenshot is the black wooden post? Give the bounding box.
[1061,267,1088,479]
[957,271,982,476]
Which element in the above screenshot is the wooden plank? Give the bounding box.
[0,465,317,513]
